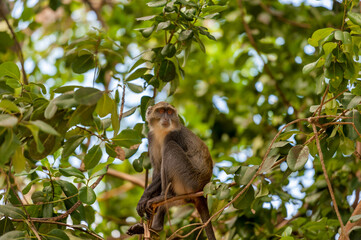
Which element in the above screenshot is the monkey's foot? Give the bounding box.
[127,223,144,235]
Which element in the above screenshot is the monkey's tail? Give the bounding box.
[194,196,216,240]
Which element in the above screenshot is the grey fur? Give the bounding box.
[136,102,216,240]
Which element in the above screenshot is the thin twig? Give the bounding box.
[317,85,329,117]
[119,83,126,122]
[311,121,345,237]
[0,7,28,85]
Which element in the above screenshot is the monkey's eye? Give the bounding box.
[167,109,173,115]
[158,108,165,114]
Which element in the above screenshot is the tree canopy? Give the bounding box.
[1,0,361,239]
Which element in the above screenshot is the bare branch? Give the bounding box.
[107,168,145,188]
[311,121,346,238]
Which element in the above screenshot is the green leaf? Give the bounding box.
[59,167,85,179]
[344,110,361,140]
[68,105,96,127]
[122,106,137,118]
[140,96,154,121]
[178,30,193,41]
[156,21,171,31]
[0,231,26,240]
[0,217,15,235]
[44,100,58,119]
[161,44,177,58]
[46,229,70,240]
[233,186,255,209]
[25,125,44,153]
[12,147,26,173]
[29,120,60,136]
[0,114,18,128]
[56,180,78,201]
[287,145,309,171]
[159,60,176,82]
[129,58,147,73]
[260,154,279,172]
[112,129,142,148]
[308,28,335,47]
[203,182,217,196]
[62,135,86,158]
[79,186,96,205]
[282,226,293,236]
[323,42,337,56]
[147,0,167,7]
[0,99,20,113]
[127,83,144,93]
[140,25,156,38]
[326,63,343,89]
[71,54,95,74]
[133,156,143,172]
[0,62,20,81]
[74,87,103,106]
[53,85,82,93]
[202,5,228,15]
[255,180,269,199]
[0,130,21,165]
[126,67,149,81]
[111,102,120,134]
[0,205,26,219]
[22,179,40,195]
[84,145,102,170]
[95,94,114,117]
[216,183,231,200]
[347,96,361,109]
[348,11,361,26]
[302,57,324,75]
[235,166,258,185]
[136,15,157,21]
[105,143,117,158]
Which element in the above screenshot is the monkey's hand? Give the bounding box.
[136,197,148,218]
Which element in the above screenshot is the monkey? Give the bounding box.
[127,101,216,240]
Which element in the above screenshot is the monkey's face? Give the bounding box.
[146,102,181,131]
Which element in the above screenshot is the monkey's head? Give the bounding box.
[146,102,181,131]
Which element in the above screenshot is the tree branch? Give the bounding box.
[311,121,346,238]
[107,168,145,188]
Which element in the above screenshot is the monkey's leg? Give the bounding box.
[137,173,162,217]
[194,197,216,240]
[150,141,199,232]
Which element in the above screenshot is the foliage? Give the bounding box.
[1,0,361,239]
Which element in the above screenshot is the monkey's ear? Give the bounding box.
[145,105,153,122]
